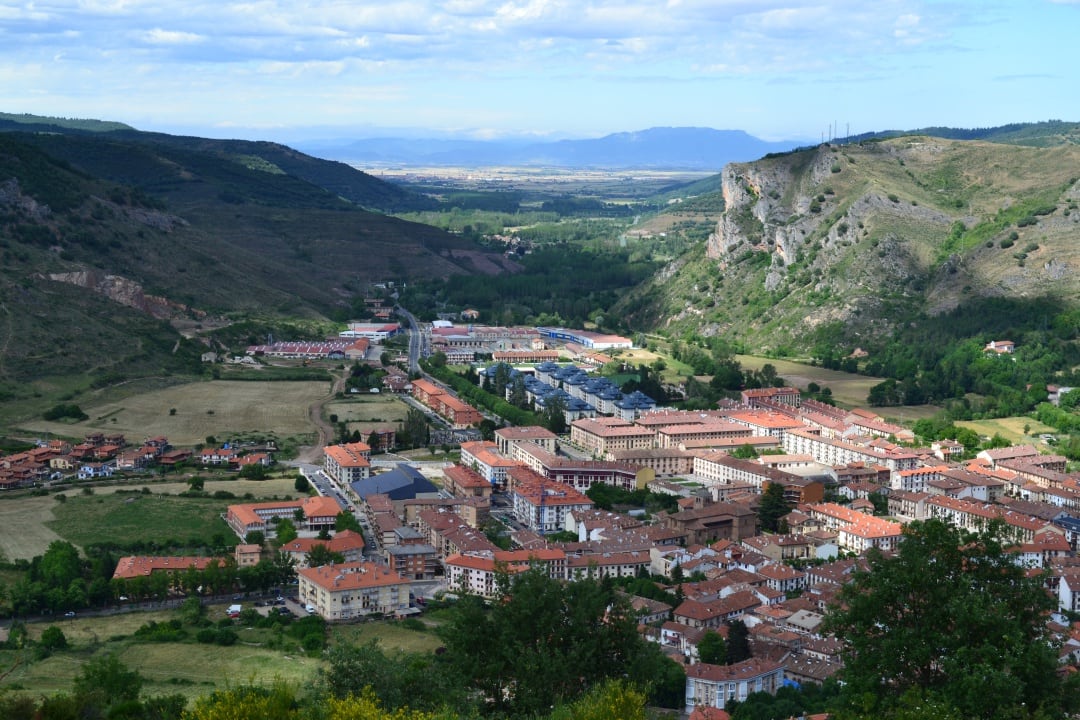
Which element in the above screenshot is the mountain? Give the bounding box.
[297,127,801,170]
[616,135,1080,356]
[0,124,517,400]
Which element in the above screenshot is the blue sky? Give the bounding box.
[2,0,1078,142]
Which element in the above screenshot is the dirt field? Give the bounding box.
[17,380,328,445]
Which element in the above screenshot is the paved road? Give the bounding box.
[396,305,422,374]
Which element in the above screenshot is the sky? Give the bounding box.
[1,0,1079,143]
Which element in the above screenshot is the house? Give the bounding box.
[684,658,786,713]
[77,461,115,480]
[985,339,1015,354]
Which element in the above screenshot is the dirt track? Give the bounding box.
[297,370,345,463]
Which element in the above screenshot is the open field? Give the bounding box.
[47,493,238,549]
[0,476,300,559]
[2,608,448,702]
[736,355,942,419]
[331,620,444,654]
[15,380,328,445]
[0,494,65,561]
[324,395,409,436]
[0,635,320,701]
[957,416,1057,445]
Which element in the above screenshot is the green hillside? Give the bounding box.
[622,135,1080,345]
[0,128,515,413]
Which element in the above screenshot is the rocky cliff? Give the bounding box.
[620,137,1080,353]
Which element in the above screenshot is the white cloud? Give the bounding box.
[141,28,204,44]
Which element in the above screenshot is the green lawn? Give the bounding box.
[47,492,235,548]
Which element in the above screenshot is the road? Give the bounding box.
[396,305,423,374]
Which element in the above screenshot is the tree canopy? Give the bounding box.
[438,566,684,715]
[824,518,1079,719]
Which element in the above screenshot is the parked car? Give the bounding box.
[64,611,76,618]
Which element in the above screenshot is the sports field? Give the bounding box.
[17,380,328,445]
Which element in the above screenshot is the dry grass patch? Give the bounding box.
[0,494,65,560]
[18,380,328,445]
[957,416,1056,445]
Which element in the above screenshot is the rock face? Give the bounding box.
[0,178,51,221]
[47,270,203,320]
[637,136,1080,351]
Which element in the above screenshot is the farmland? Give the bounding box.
[15,380,329,446]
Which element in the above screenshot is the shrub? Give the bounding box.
[888,193,900,203]
[1000,236,1015,249]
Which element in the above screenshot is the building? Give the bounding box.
[225,496,343,539]
[112,556,221,580]
[495,425,558,456]
[278,530,366,568]
[684,659,786,713]
[511,479,594,534]
[297,561,411,620]
[323,442,371,484]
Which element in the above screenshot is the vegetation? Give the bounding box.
[824,518,1078,719]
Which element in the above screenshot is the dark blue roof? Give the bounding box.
[350,463,438,501]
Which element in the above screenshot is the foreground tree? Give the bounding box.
[824,518,1079,719]
[440,566,683,715]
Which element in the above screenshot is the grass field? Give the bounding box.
[324,395,409,437]
[1,607,447,702]
[330,620,444,654]
[47,493,237,549]
[0,494,65,561]
[2,611,320,701]
[735,355,942,419]
[957,416,1057,445]
[15,380,329,445]
[0,476,298,562]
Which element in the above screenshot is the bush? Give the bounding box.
[1000,236,1015,249]
[43,403,88,421]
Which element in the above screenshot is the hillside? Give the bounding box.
[0,129,515,407]
[618,136,1080,356]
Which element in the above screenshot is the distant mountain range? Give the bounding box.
[296,127,802,170]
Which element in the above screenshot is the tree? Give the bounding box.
[73,653,143,706]
[188,477,205,492]
[731,443,758,459]
[824,519,1075,719]
[244,531,265,546]
[306,544,345,568]
[757,482,790,533]
[725,619,751,664]
[239,463,268,480]
[440,566,668,715]
[39,625,68,651]
[294,475,310,493]
[697,629,726,664]
[275,519,298,545]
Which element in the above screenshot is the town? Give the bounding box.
[2,310,1079,719]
